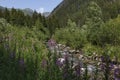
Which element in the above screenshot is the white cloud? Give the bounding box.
[36,7,44,13]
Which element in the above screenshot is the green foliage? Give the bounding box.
[104,45,120,60]
[82,1,104,45]
[86,1,102,19]
[0,19,49,80]
[94,15,120,46]
[47,16,60,36]
[0,1,120,79]
[34,19,50,40]
[0,18,48,60]
[51,0,120,27]
[54,19,87,49]
[0,7,48,30]
[80,1,120,47]
[82,14,120,55]
[82,43,102,56]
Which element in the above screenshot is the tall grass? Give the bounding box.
[0,41,120,80]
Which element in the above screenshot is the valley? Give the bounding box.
[0,0,120,80]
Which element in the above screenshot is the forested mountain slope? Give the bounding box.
[51,0,120,27]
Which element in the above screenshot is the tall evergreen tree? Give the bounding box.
[16,10,25,25]
[10,8,17,25]
[25,15,32,27]
[3,8,10,22]
[0,10,3,18]
[32,11,38,25]
[47,15,60,37]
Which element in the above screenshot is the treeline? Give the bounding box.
[0,7,60,36]
[0,8,46,27]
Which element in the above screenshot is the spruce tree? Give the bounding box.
[0,10,3,18]
[4,8,10,22]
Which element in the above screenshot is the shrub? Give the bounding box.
[54,19,87,49]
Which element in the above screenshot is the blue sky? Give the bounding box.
[0,0,63,13]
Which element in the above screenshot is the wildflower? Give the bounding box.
[114,68,120,80]
[101,55,110,62]
[56,58,65,67]
[100,62,114,72]
[63,68,69,80]
[47,39,56,47]
[62,55,70,80]
[18,58,26,74]
[19,58,25,67]
[41,59,47,68]
[75,64,81,76]
[100,63,106,70]
[101,56,105,62]
[64,54,69,60]
[109,63,114,70]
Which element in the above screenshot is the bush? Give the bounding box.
[82,43,102,56]
[97,15,120,46]
[54,19,87,49]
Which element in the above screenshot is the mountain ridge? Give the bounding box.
[50,0,120,27]
[0,6,50,17]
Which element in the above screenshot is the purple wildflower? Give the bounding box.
[41,59,47,68]
[114,68,120,80]
[62,55,70,79]
[18,58,25,73]
[100,63,106,70]
[100,62,114,71]
[19,58,25,67]
[64,54,69,60]
[63,68,69,79]
[101,56,105,62]
[47,39,56,48]
[109,63,114,70]
[101,55,110,62]
[75,64,81,76]
[56,58,65,67]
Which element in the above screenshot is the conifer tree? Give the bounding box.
[4,8,10,22]
[0,10,3,18]
[25,15,32,27]
[10,8,17,25]
[32,11,38,25]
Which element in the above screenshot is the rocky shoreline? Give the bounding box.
[46,39,120,79]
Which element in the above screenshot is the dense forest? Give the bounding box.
[0,0,120,80]
[51,0,120,27]
[0,7,59,36]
